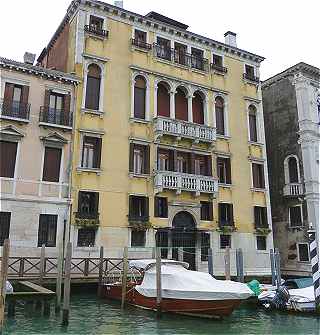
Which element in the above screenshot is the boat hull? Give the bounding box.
[102,283,242,318]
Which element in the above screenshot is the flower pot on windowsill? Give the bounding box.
[255,227,272,235]
[217,225,237,233]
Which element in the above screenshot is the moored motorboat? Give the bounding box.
[102,259,253,318]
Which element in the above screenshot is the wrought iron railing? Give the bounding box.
[211,63,228,73]
[74,212,100,227]
[243,73,260,83]
[131,38,152,50]
[0,99,30,120]
[84,24,109,38]
[39,106,73,127]
[128,215,149,224]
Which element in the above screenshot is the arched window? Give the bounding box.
[192,91,204,124]
[134,76,146,119]
[157,82,170,117]
[175,87,188,121]
[85,64,101,110]
[288,157,299,183]
[248,105,258,142]
[215,97,225,135]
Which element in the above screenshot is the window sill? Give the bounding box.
[0,115,30,123]
[154,217,168,219]
[191,67,208,76]
[216,134,231,140]
[84,31,107,41]
[81,108,104,118]
[218,183,232,188]
[129,117,150,124]
[288,225,304,229]
[129,173,150,179]
[131,46,151,54]
[77,167,102,175]
[212,69,227,76]
[251,187,266,193]
[200,219,213,223]
[75,246,99,252]
[39,122,72,131]
[248,141,264,147]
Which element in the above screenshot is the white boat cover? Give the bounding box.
[129,259,189,271]
[134,262,253,301]
[289,286,315,302]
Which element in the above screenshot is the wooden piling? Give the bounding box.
[236,248,244,282]
[98,246,104,298]
[7,301,15,318]
[121,247,128,310]
[274,248,281,289]
[62,242,72,326]
[0,239,10,332]
[39,244,45,285]
[270,249,276,286]
[224,246,231,280]
[55,235,64,313]
[207,248,214,276]
[155,247,162,318]
[43,300,51,317]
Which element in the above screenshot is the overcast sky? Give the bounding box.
[0,0,319,80]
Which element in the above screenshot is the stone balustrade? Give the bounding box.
[283,183,303,196]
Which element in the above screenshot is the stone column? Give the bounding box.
[170,90,176,119]
[188,94,193,123]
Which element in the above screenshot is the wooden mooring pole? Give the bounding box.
[39,244,46,285]
[62,242,72,326]
[269,249,276,286]
[207,248,214,277]
[55,236,64,313]
[97,246,104,298]
[121,247,128,310]
[0,239,10,333]
[274,248,281,289]
[224,246,231,280]
[156,247,162,318]
[236,248,244,282]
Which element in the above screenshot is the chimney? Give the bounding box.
[224,31,237,48]
[23,52,36,65]
[114,1,123,8]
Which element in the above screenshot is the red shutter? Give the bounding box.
[157,84,170,117]
[4,83,14,101]
[192,94,204,124]
[42,147,62,182]
[175,89,188,121]
[0,141,17,178]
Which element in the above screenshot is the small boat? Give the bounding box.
[102,259,253,318]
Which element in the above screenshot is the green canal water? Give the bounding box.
[3,292,320,335]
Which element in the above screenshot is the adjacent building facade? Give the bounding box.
[0,56,79,256]
[37,0,273,274]
[263,63,320,276]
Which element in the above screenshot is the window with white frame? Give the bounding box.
[85,64,102,111]
[297,243,310,262]
[81,136,102,169]
[284,155,300,184]
[133,148,143,174]
[289,205,303,227]
[248,105,258,142]
[215,96,226,136]
[158,153,169,171]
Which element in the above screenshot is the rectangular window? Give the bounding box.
[212,54,223,67]
[156,37,171,60]
[297,243,310,262]
[195,157,206,176]
[49,92,64,111]
[191,47,204,70]
[134,86,146,119]
[154,197,168,218]
[249,112,258,142]
[256,236,267,251]
[158,153,169,171]
[252,163,265,189]
[254,206,268,228]
[0,141,18,178]
[13,85,22,102]
[201,201,213,221]
[220,234,231,249]
[134,29,147,42]
[218,203,234,227]
[78,191,99,218]
[89,15,104,30]
[38,214,57,247]
[216,107,225,135]
[77,228,96,247]
[129,196,149,221]
[131,230,146,247]
[174,42,187,66]
[42,147,62,182]
[0,212,11,246]
[217,157,231,184]
[289,206,303,227]
[3,83,29,119]
[201,232,210,261]
[81,136,102,169]
[245,64,255,78]
[177,155,188,173]
[129,143,150,175]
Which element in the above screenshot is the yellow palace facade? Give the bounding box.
[38,0,273,274]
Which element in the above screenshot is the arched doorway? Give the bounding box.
[172,211,197,270]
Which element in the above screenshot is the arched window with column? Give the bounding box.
[175,86,188,121]
[85,64,102,110]
[157,82,170,117]
[134,76,146,119]
[192,91,204,124]
[248,105,258,142]
[215,96,225,135]
[284,155,300,184]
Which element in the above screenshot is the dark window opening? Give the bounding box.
[42,147,62,182]
[85,64,101,110]
[129,143,150,175]
[2,83,30,119]
[252,163,265,189]
[174,42,188,66]
[220,234,231,249]
[0,141,17,178]
[217,157,231,184]
[257,236,267,251]
[245,64,255,78]
[192,92,204,125]
[289,206,302,227]
[155,37,171,61]
[249,105,258,142]
[298,243,309,262]
[200,202,213,221]
[134,76,146,119]
[218,203,234,227]
[154,197,168,218]
[288,157,299,183]
[254,206,268,228]
[77,228,96,247]
[191,47,205,71]
[81,136,102,169]
[77,191,99,219]
[89,15,104,30]
[157,82,170,117]
[131,230,146,247]
[0,212,11,246]
[215,97,225,135]
[212,54,223,67]
[129,196,149,222]
[38,214,57,247]
[175,87,188,121]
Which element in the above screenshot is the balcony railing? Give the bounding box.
[243,73,260,83]
[154,171,218,196]
[131,38,152,50]
[39,106,73,127]
[218,220,235,230]
[153,44,209,72]
[84,24,109,38]
[74,212,100,227]
[154,117,216,143]
[128,215,149,224]
[210,63,228,74]
[283,183,303,197]
[0,99,30,120]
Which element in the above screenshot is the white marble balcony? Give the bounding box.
[154,117,216,143]
[154,171,218,196]
[283,183,303,197]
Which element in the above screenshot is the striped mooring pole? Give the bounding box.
[308,223,320,313]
